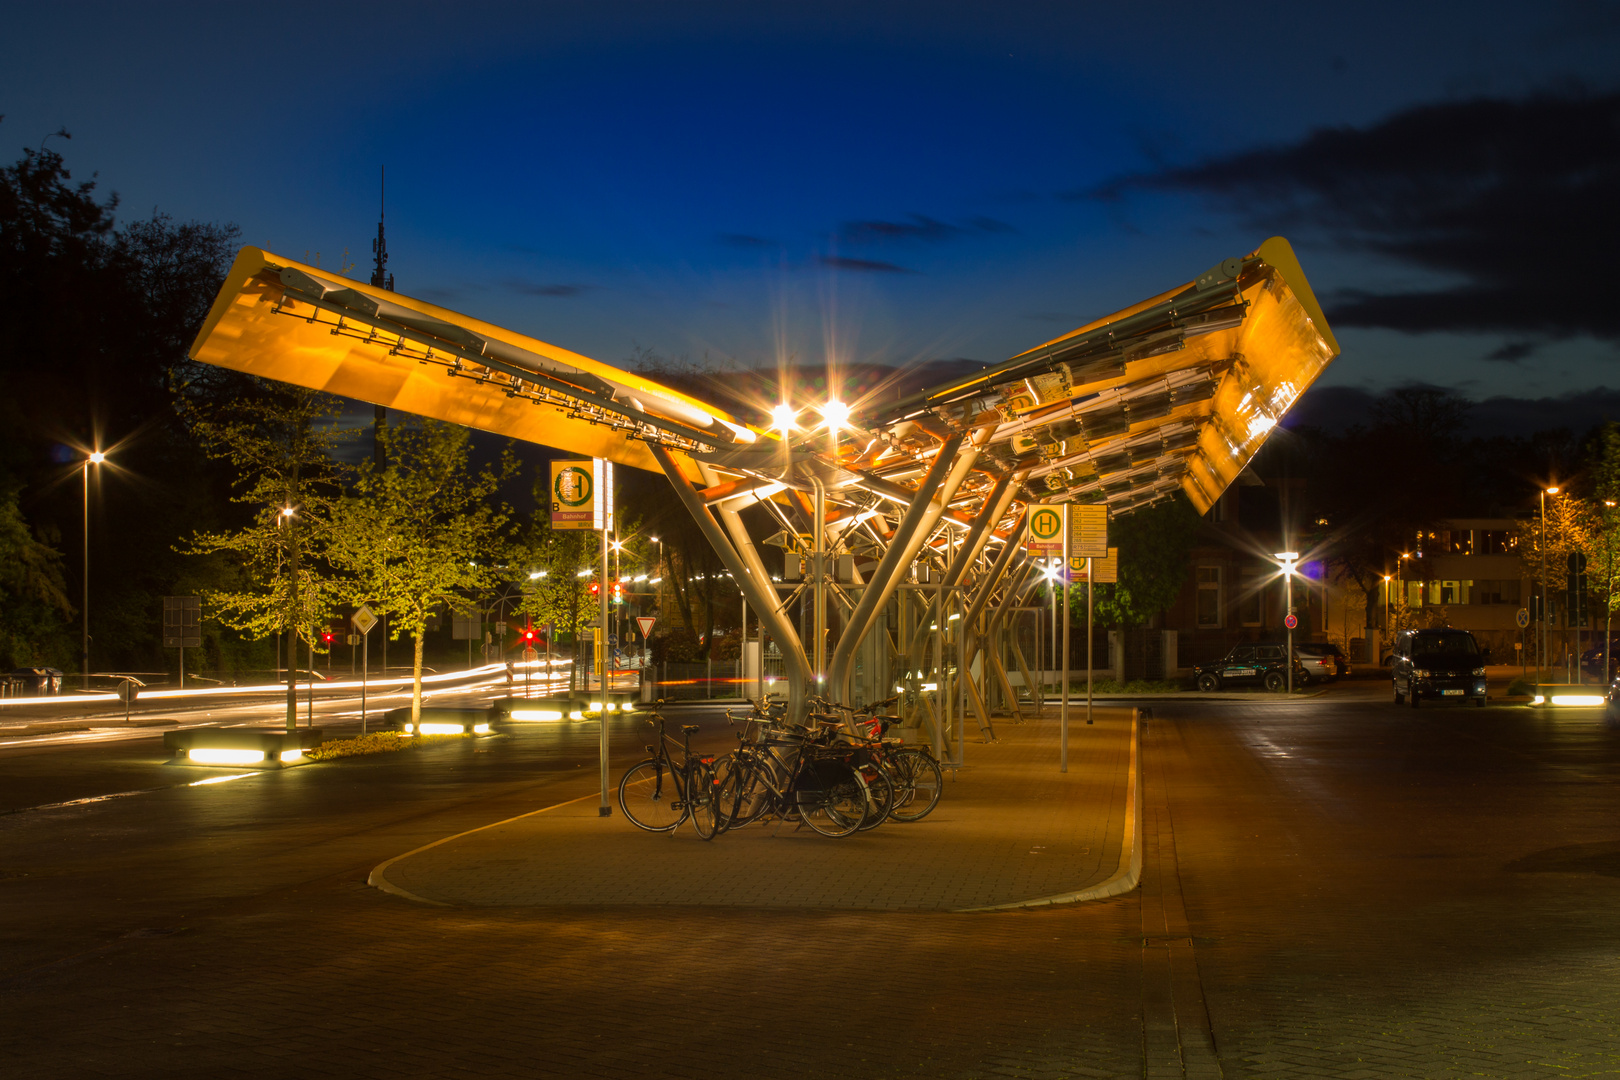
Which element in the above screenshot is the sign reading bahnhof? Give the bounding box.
[1027,504,1065,556]
[550,459,614,531]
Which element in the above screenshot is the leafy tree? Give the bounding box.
[1078,495,1203,629]
[0,479,73,668]
[330,420,514,723]
[180,385,351,727]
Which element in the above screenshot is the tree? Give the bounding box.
[0,479,73,668]
[181,384,351,728]
[1081,495,1203,629]
[330,420,514,723]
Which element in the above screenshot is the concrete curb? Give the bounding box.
[367,790,602,906]
[954,707,1143,913]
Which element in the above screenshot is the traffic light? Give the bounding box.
[320,631,335,645]
[612,581,624,604]
[589,582,600,596]
[520,627,537,643]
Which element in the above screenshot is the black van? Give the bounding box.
[1391,628,1487,708]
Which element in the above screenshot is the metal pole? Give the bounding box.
[599,520,611,817]
[1060,510,1070,773]
[361,632,368,734]
[82,462,90,689]
[178,646,184,691]
[1285,569,1294,695]
[812,476,826,687]
[1087,558,1094,726]
[1541,490,1548,683]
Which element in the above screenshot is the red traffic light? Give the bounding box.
[589,582,600,595]
[521,628,537,641]
[320,632,335,644]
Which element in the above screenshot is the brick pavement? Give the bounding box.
[379,708,1134,912]
[9,695,1620,1078]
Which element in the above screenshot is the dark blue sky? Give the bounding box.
[5,1,1617,406]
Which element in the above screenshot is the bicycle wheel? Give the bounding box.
[798,763,868,838]
[714,752,769,830]
[887,748,943,822]
[854,759,894,831]
[617,758,686,832]
[687,762,721,841]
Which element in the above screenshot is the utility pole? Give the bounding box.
[370,166,395,471]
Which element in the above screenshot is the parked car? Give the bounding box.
[1193,644,1307,693]
[1294,642,1348,681]
[1390,628,1487,708]
[1579,636,1620,679]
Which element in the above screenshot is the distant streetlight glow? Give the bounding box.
[771,403,798,432]
[88,451,106,464]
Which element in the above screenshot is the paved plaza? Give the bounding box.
[3,690,1620,1078]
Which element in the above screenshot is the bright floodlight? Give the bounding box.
[280,506,296,518]
[1274,551,1299,561]
[1547,486,1561,494]
[821,399,850,431]
[771,403,798,431]
[88,451,106,464]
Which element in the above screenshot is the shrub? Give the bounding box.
[305,731,463,761]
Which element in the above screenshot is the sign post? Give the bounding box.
[553,457,616,817]
[352,604,378,733]
[162,596,202,689]
[1067,506,1109,764]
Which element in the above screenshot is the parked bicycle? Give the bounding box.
[711,697,873,838]
[616,702,721,839]
[807,694,944,824]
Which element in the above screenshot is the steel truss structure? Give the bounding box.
[191,237,1338,734]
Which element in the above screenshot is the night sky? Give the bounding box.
[5,1,1617,430]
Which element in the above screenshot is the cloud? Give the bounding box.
[1088,92,1620,341]
[506,279,592,298]
[816,254,916,274]
[840,215,960,244]
[718,233,776,248]
[1485,340,1540,363]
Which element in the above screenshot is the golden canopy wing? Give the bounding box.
[872,236,1339,516]
[188,247,757,481]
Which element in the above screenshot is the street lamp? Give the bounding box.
[1276,551,1300,694]
[1382,575,1391,640]
[1542,486,1559,682]
[1605,501,1617,687]
[82,450,107,687]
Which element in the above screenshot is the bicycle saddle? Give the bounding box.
[680,724,701,734]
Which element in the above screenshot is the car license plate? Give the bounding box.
[1442,689,1464,696]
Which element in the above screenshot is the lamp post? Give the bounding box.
[1605,501,1617,688]
[1542,486,1559,682]
[279,504,298,731]
[82,450,106,688]
[1276,551,1300,694]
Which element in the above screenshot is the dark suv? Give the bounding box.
[1194,644,1305,693]
[1391,628,1487,708]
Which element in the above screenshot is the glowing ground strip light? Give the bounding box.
[1535,694,1607,706]
[186,747,268,765]
[0,660,576,709]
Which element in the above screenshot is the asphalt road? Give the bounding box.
[3,689,1619,1078]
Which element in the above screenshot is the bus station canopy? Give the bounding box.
[190,236,1338,531]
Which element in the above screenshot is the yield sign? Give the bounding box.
[636,616,656,639]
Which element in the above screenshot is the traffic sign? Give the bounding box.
[1516,607,1530,629]
[1284,613,1299,630]
[351,604,378,635]
[1027,504,1065,556]
[162,595,202,649]
[1070,504,1108,559]
[637,616,656,638]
